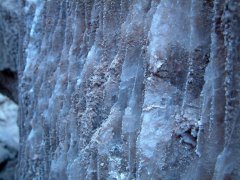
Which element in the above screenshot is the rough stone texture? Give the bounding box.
[0,1,19,179]
[0,0,239,179]
[0,0,19,103]
[0,94,18,180]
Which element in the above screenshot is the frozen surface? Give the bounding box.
[0,0,238,179]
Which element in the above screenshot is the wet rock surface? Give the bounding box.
[0,0,240,179]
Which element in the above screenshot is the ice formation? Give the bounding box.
[0,0,239,179]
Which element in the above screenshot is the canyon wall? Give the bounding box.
[1,0,239,179]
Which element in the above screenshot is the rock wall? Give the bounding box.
[0,0,19,103]
[0,1,19,179]
[1,0,238,179]
[0,94,18,180]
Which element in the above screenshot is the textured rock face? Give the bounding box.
[0,1,19,179]
[10,0,240,179]
[0,94,18,180]
[0,0,19,103]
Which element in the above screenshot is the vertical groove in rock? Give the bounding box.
[8,0,239,179]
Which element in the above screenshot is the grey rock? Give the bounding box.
[0,94,18,180]
[0,0,19,103]
[1,0,240,179]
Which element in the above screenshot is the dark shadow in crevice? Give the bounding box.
[0,68,18,104]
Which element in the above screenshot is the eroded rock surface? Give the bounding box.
[1,0,238,179]
[0,0,19,103]
[0,94,18,180]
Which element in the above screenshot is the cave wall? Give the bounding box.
[0,94,18,180]
[0,0,19,103]
[4,0,239,179]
